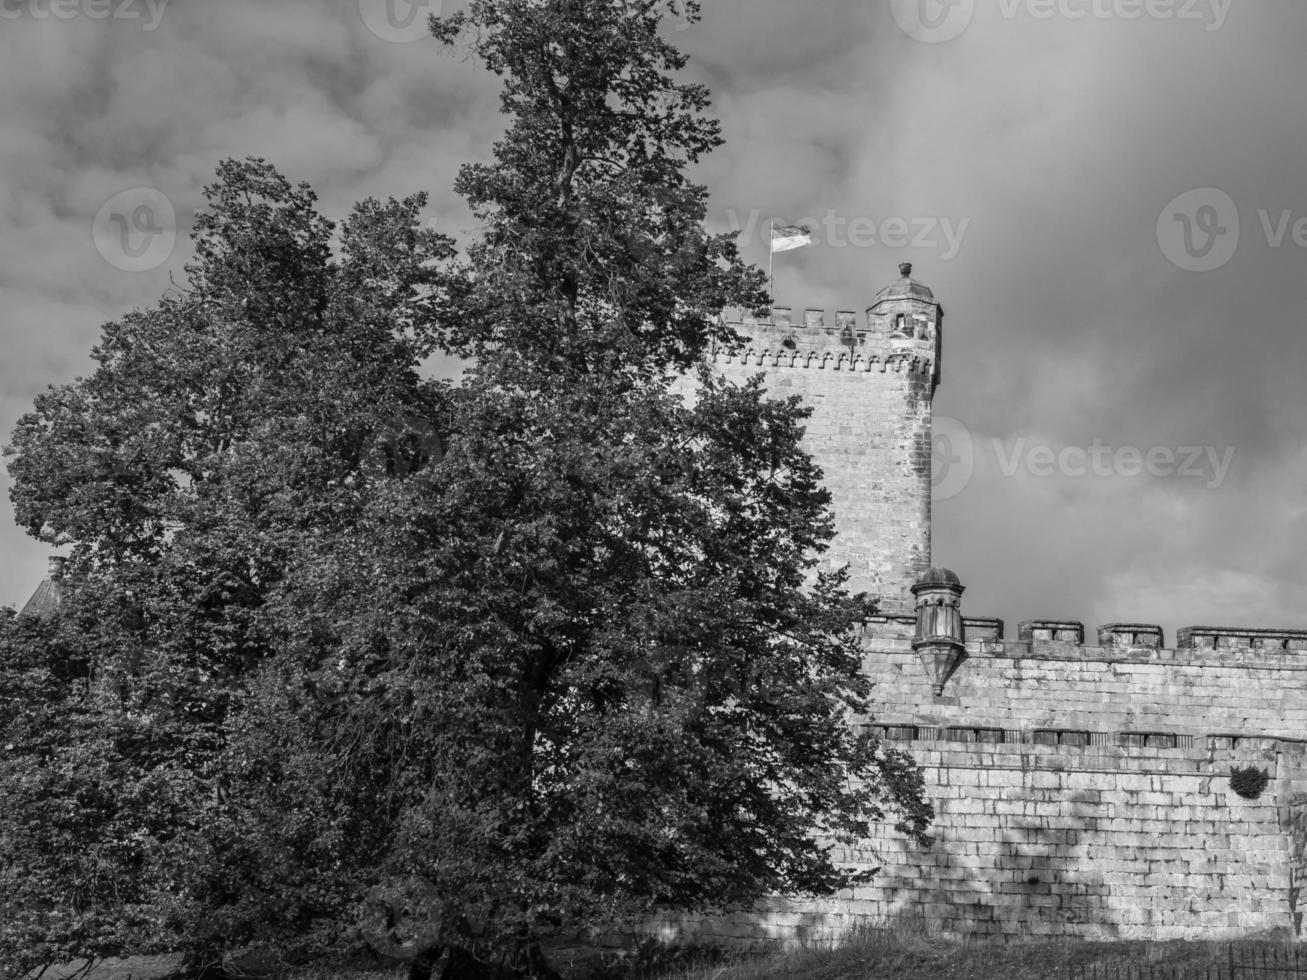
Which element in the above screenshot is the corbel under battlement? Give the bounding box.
[709,343,934,377]
[712,305,939,380]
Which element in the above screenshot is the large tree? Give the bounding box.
[1,2,931,978]
[217,0,931,975]
[0,160,455,978]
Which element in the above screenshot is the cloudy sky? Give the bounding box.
[0,0,1303,641]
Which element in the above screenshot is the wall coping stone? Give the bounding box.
[1098,623,1165,649]
[1019,620,1086,644]
[964,617,1005,641]
[1178,626,1307,651]
[863,615,916,640]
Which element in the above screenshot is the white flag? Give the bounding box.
[770,224,814,253]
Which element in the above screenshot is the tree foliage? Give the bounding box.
[1,161,455,977]
[1,2,932,978]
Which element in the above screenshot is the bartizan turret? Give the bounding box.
[911,566,966,696]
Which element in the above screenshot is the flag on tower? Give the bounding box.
[770,224,814,253]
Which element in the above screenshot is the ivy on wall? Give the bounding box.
[1230,766,1271,800]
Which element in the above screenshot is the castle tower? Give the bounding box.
[710,263,942,612]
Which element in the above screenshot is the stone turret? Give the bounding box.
[867,262,943,394]
[911,566,966,696]
[19,555,66,619]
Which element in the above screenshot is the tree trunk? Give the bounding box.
[520,942,563,980]
[176,947,227,980]
[408,948,440,980]
[427,944,561,980]
[436,947,505,979]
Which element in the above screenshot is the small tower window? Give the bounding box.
[893,314,911,338]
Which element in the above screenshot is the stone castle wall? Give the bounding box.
[844,621,1307,942]
[665,276,1307,946]
[655,624,1307,946]
[651,624,1307,947]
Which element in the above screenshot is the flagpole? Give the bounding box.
[768,219,775,302]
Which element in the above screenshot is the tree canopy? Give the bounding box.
[0,3,932,978]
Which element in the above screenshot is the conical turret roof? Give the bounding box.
[18,556,65,619]
[874,262,936,303]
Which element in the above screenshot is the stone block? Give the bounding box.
[1098,624,1165,649]
[1020,620,1086,644]
[1178,626,1307,651]
[964,617,1005,641]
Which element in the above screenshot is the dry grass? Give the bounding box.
[37,926,1307,980]
[619,923,1301,980]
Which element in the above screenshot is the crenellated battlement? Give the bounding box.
[867,614,1307,661]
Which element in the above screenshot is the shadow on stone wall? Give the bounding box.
[647,741,1299,947]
